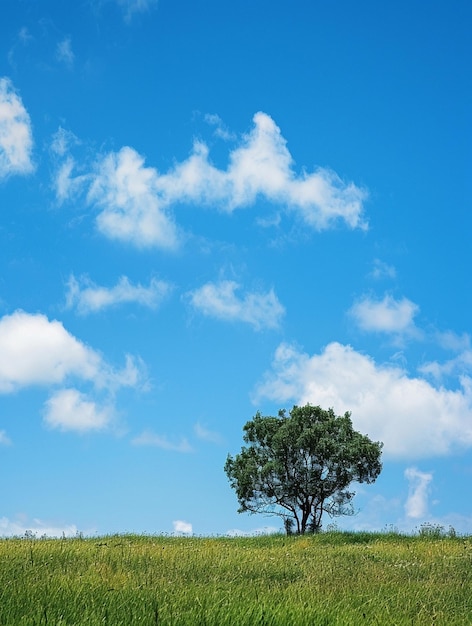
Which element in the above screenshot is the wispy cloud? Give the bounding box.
[56,37,74,67]
[0,516,80,538]
[131,431,193,452]
[187,280,285,330]
[7,28,33,70]
[115,0,158,22]
[255,341,472,459]
[0,430,12,446]
[204,113,236,141]
[0,77,34,179]
[420,349,472,382]
[65,274,172,315]
[404,467,433,519]
[50,127,80,158]
[349,294,419,335]
[194,422,223,445]
[369,259,396,280]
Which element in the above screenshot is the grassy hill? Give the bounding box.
[1,531,471,625]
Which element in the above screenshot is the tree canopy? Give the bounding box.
[224,404,383,534]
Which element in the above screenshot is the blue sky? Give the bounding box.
[0,0,471,537]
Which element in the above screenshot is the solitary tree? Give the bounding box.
[224,404,383,534]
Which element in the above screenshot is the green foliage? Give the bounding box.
[225,404,383,534]
[0,533,471,625]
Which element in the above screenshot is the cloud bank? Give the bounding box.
[255,342,472,459]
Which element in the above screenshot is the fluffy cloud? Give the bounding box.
[0,77,34,179]
[66,274,172,315]
[255,342,472,459]
[0,310,144,432]
[158,112,368,230]
[131,431,193,452]
[188,280,284,330]
[173,520,193,535]
[44,388,112,433]
[349,294,419,334]
[88,147,180,249]
[404,467,433,519]
[59,113,366,249]
[0,311,101,392]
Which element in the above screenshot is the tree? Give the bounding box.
[224,404,383,534]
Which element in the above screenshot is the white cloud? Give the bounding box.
[49,129,88,203]
[66,274,172,315]
[349,294,419,334]
[53,113,367,249]
[0,311,101,392]
[131,431,193,452]
[0,310,144,394]
[172,520,193,535]
[255,342,472,459]
[404,467,433,519]
[188,280,284,330]
[0,311,144,434]
[158,112,368,231]
[88,146,180,249]
[0,77,34,179]
[53,156,83,203]
[56,37,74,67]
[204,113,236,141]
[0,516,80,538]
[50,127,80,157]
[0,430,12,446]
[44,388,112,433]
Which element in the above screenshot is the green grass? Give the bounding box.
[1,531,471,625]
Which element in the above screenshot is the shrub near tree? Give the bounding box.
[225,404,383,535]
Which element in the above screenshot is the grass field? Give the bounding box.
[0,530,471,625]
